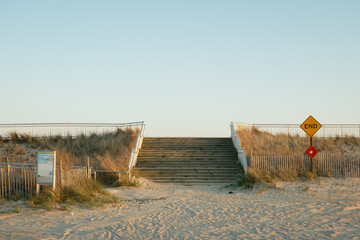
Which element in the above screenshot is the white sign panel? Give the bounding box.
[37,151,56,185]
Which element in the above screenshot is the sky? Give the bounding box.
[0,1,359,137]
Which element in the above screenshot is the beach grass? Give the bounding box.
[31,179,119,210]
[237,126,360,158]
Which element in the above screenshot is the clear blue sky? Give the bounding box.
[1,1,359,137]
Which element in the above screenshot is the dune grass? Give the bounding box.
[31,179,119,210]
[1,128,137,172]
[237,126,360,158]
[238,167,318,189]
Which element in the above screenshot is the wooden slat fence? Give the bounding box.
[0,163,88,199]
[251,153,360,178]
[0,165,37,199]
[60,166,89,188]
[313,154,360,178]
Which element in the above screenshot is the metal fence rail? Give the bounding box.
[0,122,144,138]
[232,122,360,138]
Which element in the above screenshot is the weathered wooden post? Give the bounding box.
[36,184,40,198]
[59,157,63,189]
[87,156,90,179]
[6,156,10,198]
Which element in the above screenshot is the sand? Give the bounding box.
[1,178,360,239]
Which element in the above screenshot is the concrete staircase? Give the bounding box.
[135,137,240,184]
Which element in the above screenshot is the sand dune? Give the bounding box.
[1,178,360,239]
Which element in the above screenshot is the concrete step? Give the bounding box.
[139,149,237,152]
[136,166,238,170]
[138,155,237,158]
[142,144,233,148]
[141,147,234,151]
[137,158,238,162]
[137,166,238,170]
[142,142,233,145]
[143,137,232,141]
[139,174,239,178]
[137,159,237,162]
[136,163,239,167]
[138,153,237,159]
[138,157,237,160]
[141,172,238,175]
[142,142,234,145]
[136,161,239,168]
[150,179,237,184]
[140,148,236,151]
[139,150,237,154]
[143,175,237,180]
[136,168,239,173]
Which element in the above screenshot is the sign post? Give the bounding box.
[36,151,56,197]
[300,116,322,170]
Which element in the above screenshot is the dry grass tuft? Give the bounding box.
[96,152,128,172]
[31,179,118,210]
[256,189,267,194]
[299,168,318,182]
[238,168,277,189]
[237,127,360,157]
[301,186,310,192]
[238,167,319,189]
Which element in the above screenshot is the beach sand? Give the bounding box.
[1,178,360,239]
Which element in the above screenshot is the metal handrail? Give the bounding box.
[230,122,247,173]
[128,122,146,178]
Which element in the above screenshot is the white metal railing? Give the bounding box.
[230,122,247,173]
[232,122,360,138]
[0,122,144,138]
[128,122,146,178]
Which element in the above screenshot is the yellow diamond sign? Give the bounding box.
[300,115,322,137]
